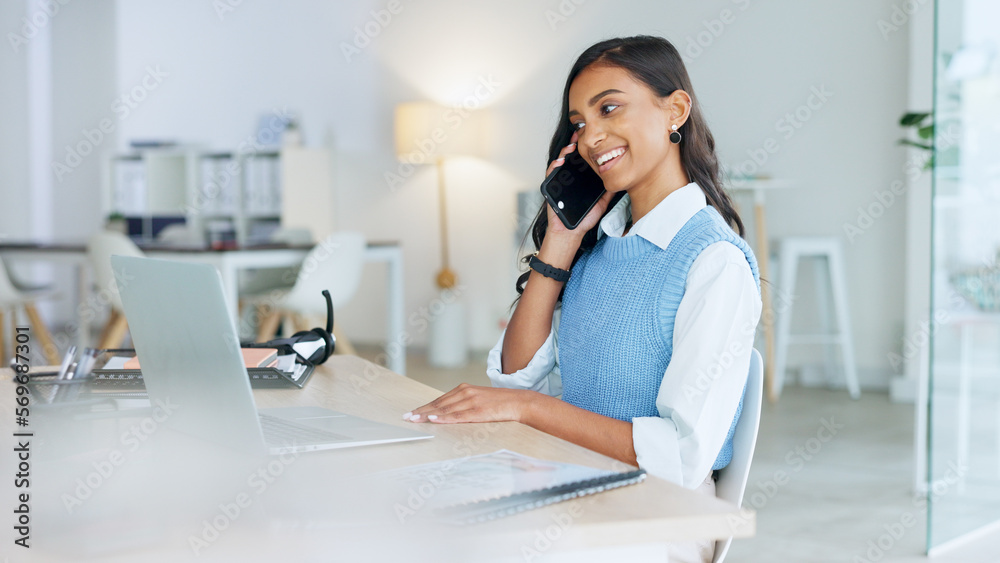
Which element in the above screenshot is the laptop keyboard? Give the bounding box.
[258,413,351,447]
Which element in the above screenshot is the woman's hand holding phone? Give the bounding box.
[543,132,614,241]
[544,131,581,177]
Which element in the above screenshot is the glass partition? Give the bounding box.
[928,0,1000,551]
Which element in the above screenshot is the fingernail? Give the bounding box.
[555,158,565,163]
[567,143,576,148]
[428,415,438,421]
[402,412,412,420]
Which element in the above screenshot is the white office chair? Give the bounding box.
[237,228,314,298]
[1,258,54,293]
[236,228,315,339]
[86,231,146,349]
[247,232,365,356]
[0,260,60,365]
[713,348,764,563]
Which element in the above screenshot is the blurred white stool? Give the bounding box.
[772,236,860,399]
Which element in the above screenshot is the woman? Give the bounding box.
[404,35,760,561]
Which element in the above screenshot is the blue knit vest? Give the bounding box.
[559,206,760,470]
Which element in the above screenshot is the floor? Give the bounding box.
[354,345,1000,563]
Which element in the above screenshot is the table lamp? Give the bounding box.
[394,102,486,289]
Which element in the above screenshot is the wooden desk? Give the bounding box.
[0,357,754,561]
[0,241,406,375]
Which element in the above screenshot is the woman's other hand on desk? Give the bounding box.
[402,384,536,424]
[402,384,638,467]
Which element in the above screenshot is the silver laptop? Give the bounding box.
[111,255,432,455]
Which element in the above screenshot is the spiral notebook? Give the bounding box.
[381,450,646,525]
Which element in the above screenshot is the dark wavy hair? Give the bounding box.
[515,35,745,300]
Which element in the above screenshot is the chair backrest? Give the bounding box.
[282,231,366,315]
[0,260,26,306]
[86,231,146,312]
[713,347,764,563]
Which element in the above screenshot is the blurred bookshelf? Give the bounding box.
[100,147,324,246]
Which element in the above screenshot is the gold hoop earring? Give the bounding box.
[669,124,682,144]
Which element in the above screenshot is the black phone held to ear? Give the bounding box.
[539,148,607,230]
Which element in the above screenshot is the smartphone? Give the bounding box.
[539,148,606,230]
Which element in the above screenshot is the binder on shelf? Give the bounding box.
[111,156,147,215]
[197,154,239,216]
[244,152,281,217]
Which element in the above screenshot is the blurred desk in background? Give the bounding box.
[0,241,406,375]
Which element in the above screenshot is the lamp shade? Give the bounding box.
[394,102,486,163]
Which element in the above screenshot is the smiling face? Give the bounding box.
[567,63,689,200]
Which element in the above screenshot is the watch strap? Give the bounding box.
[528,253,571,283]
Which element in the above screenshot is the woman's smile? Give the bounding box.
[595,146,628,172]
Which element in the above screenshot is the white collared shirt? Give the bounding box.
[487,183,762,489]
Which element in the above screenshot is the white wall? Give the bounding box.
[0,0,32,240]
[2,0,115,245]
[3,0,916,385]
[50,0,117,239]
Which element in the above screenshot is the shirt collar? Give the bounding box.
[599,182,707,250]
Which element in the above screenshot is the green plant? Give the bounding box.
[898,111,934,168]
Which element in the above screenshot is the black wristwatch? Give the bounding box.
[529,252,571,283]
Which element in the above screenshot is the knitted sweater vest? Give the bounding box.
[559,206,760,469]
